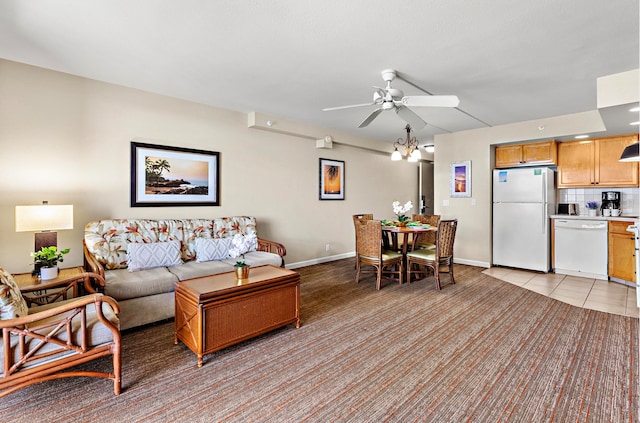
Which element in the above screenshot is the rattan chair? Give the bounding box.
[410,214,441,251]
[0,269,121,398]
[352,214,374,268]
[355,219,403,289]
[406,219,457,290]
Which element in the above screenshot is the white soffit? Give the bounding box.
[597,69,640,109]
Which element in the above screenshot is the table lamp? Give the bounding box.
[15,202,74,252]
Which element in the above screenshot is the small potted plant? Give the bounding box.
[585,201,598,217]
[32,246,70,280]
[229,233,257,280]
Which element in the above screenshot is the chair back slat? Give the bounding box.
[353,214,374,256]
[436,219,457,258]
[355,219,382,258]
[412,214,440,247]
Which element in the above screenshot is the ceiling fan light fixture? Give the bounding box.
[322,68,459,128]
[391,124,421,162]
[425,144,435,153]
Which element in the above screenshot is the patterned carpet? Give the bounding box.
[2,259,638,422]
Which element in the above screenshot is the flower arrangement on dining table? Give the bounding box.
[229,233,257,268]
[392,200,414,224]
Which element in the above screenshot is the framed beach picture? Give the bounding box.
[450,160,471,198]
[130,141,220,207]
[319,158,345,200]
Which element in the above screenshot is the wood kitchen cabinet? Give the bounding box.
[557,134,639,188]
[495,140,557,168]
[608,220,636,283]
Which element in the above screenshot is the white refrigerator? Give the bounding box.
[492,167,555,272]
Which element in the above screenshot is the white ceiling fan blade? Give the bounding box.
[396,106,427,130]
[322,103,375,111]
[401,95,460,108]
[358,108,383,128]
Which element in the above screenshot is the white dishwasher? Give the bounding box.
[554,219,608,280]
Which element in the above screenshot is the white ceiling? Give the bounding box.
[0,0,638,144]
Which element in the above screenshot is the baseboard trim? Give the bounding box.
[286,252,355,269]
[286,253,488,270]
[454,258,490,268]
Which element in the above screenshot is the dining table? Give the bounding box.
[382,224,437,282]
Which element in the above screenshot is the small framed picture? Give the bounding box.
[450,161,471,198]
[319,158,345,200]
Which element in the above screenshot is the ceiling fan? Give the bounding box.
[322,69,459,130]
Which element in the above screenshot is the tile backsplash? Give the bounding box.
[557,187,640,216]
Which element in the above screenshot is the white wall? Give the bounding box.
[0,59,420,273]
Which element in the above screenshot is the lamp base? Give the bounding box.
[35,231,57,252]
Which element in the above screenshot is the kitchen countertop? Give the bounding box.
[551,214,639,222]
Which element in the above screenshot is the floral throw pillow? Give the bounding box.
[127,240,183,272]
[195,237,232,262]
[0,267,29,320]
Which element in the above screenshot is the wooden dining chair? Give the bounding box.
[411,214,441,251]
[406,219,457,290]
[355,219,403,289]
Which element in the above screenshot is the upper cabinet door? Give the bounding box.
[522,141,557,165]
[595,134,639,187]
[557,134,639,188]
[495,140,557,168]
[495,145,523,168]
[557,140,595,187]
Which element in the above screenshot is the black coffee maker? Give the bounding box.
[601,191,621,213]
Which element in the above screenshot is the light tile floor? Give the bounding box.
[482,267,639,318]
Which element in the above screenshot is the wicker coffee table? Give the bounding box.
[174,265,301,367]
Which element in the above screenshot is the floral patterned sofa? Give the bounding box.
[83,217,286,330]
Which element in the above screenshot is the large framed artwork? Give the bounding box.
[450,161,471,198]
[319,158,345,200]
[130,141,220,207]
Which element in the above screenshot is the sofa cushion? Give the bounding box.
[0,267,28,320]
[195,237,232,262]
[127,240,183,272]
[84,219,161,270]
[221,251,283,268]
[84,217,263,269]
[212,217,257,248]
[167,260,235,281]
[104,267,179,301]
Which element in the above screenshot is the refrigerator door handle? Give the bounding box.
[542,172,547,233]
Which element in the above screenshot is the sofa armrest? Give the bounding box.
[257,237,287,263]
[20,272,106,307]
[83,240,106,278]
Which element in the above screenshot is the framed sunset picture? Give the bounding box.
[319,158,345,200]
[450,161,471,198]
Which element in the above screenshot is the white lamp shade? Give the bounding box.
[391,149,402,161]
[15,205,74,232]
